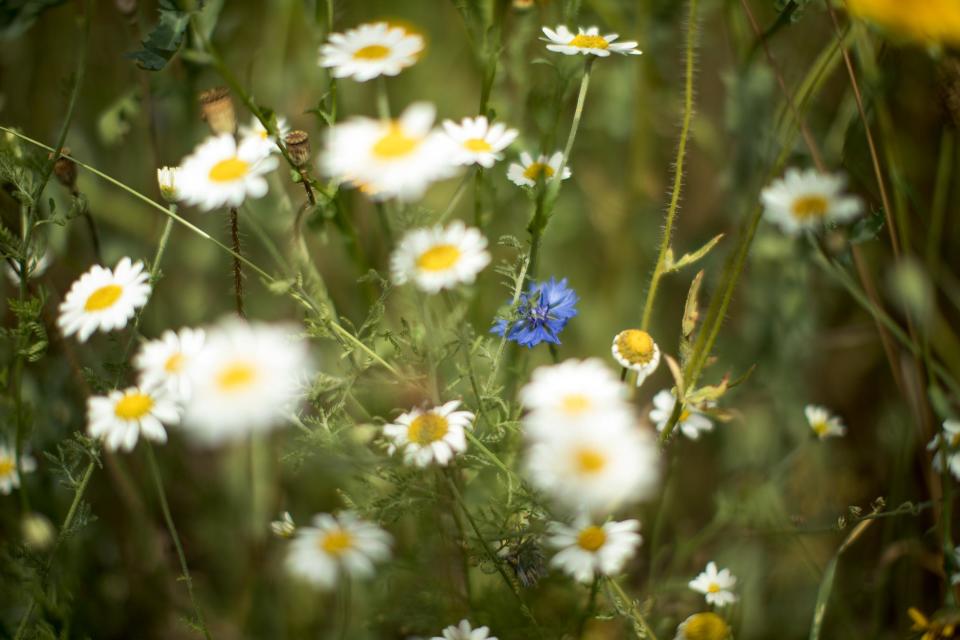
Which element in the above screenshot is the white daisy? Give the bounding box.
[57,257,151,343]
[239,115,290,155]
[319,22,424,82]
[157,166,181,202]
[382,400,475,467]
[525,423,659,513]
[611,330,661,387]
[760,168,863,234]
[689,562,738,607]
[649,390,713,441]
[431,620,498,640]
[441,116,518,168]
[86,386,181,452]
[322,102,455,201]
[180,319,312,445]
[804,404,846,440]
[134,327,206,401]
[176,133,279,211]
[547,515,642,583]
[5,250,51,285]
[0,445,36,495]
[390,221,491,293]
[286,511,391,589]
[674,612,731,640]
[507,151,572,188]
[928,419,960,481]
[541,25,642,57]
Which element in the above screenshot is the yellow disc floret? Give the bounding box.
[576,525,607,551]
[85,285,123,312]
[416,245,461,272]
[114,392,154,421]
[570,34,609,49]
[208,157,250,183]
[408,413,450,445]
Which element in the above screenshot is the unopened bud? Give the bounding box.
[21,513,55,551]
[198,86,236,135]
[51,148,77,191]
[157,166,181,202]
[284,130,311,167]
[270,511,296,538]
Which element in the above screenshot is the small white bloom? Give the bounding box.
[5,250,51,285]
[239,115,290,155]
[286,511,391,589]
[57,257,151,343]
[431,619,498,640]
[689,561,738,607]
[319,22,424,82]
[0,444,36,495]
[180,319,312,445]
[383,400,475,467]
[928,419,960,481]
[507,151,572,188]
[804,404,846,440]
[649,390,713,440]
[271,511,296,538]
[441,116,518,168]
[87,386,181,452]
[157,166,181,202]
[674,612,731,640]
[548,514,641,583]
[322,102,456,201]
[541,25,642,57]
[134,327,206,401]
[177,133,278,210]
[760,168,863,235]
[390,221,491,293]
[611,330,661,387]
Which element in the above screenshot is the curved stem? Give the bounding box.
[607,577,659,640]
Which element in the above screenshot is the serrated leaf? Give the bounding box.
[126,1,190,71]
[667,233,724,273]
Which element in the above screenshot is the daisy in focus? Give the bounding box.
[541,25,642,57]
[58,257,151,343]
[928,419,960,481]
[547,515,641,583]
[492,277,579,348]
[0,445,36,495]
[87,386,181,452]
[846,0,960,47]
[612,329,661,387]
[507,151,572,188]
[156,166,181,202]
[689,562,738,607]
[238,115,290,154]
[390,221,491,293]
[442,116,518,168]
[760,168,863,235]
[804,404,847,440]
[319,22,424,82]
[134,327,206,401]
[431,620,498,640]
[674,612,732,640]
[176,133,278,210]
[180,319,312,445]
[382,401,475,467]
[649,390,714,440]
[286,511,391,589]
[322,102,455,201]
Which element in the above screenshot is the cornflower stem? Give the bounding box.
[438,169,475,224]
[482,252,530,395]
[145,442,214,640]
[639,0,699,330]
[229,207,246,317]
[606,577,659,640]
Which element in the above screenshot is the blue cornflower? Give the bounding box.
[491,277,579,348]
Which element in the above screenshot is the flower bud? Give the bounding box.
[21,512,55,551]
[156,166,181,202]
[51,148,77,192]
[198,86,237,135]
[270,511,296,538]
[284,130,311,167]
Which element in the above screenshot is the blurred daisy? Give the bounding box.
[382,401,475,467]
[390,221,491,293]
[177,133,278,210]
[87,386,181,452]
[58,257,151,343]
[319,22,424,82]
[547,515,641,583]
[0,445,35,495]
[674,612,732,640]
[612,329,661,387]
[526,424,659,513]
[492,277,579,348]
[928,419,960,481]
[286,511,391,589]
[239,115,290,154]
[760,168,863,235]
[431,620,498,640]
[5,250,51,285]
[322,102,455,201]
[541,25,642,57]
[846,0,960,47]
[157,166,181,202]
[134,327,206,401]
[507,151,571,188]
[649,390,713,441]
[689,562,738,607]
[804,404,846,440]
[271,512,296,538]
[442,116,518,168]
[181,319,312,445]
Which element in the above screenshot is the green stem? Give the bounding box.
[376,76,391,119]
[607,577,659,640]
[438,169,474,223]
[577,576,600,638]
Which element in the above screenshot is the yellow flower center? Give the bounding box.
[951,433,960,448]
[846,0,960,46]
[570,34,609,49]
[574,447,607,475]
[683,612,730,640]
[84,284,123,312]
[353,44,391,60]
[561,394,591,415]
[679,408,691,423]
[790,194,829,220]
[416,244,461,272]
[319,529,354,556]
[708,582,721,593]
[114,392,154,420]
[576,525,607,552]
[164,353,184,373]
[522,162,554,181]
[812,420,829,436]
[372,125,421,159]
[259,130,269,140]
[208,157,250,183]
[408,413,450,445]
[616,330,655,365]
[216,362,257,392]
[0,456,14,478]
[464,137,492,152]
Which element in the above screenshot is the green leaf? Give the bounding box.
[666,233,724,273]
[126,0,190,71]
[848,209,885,245]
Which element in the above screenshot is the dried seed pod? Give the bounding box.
[284,130,311,167]
[198,86,236,135]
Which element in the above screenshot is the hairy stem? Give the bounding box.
[229,207,246,318]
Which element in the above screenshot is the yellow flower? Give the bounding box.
[847,0,960,47]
